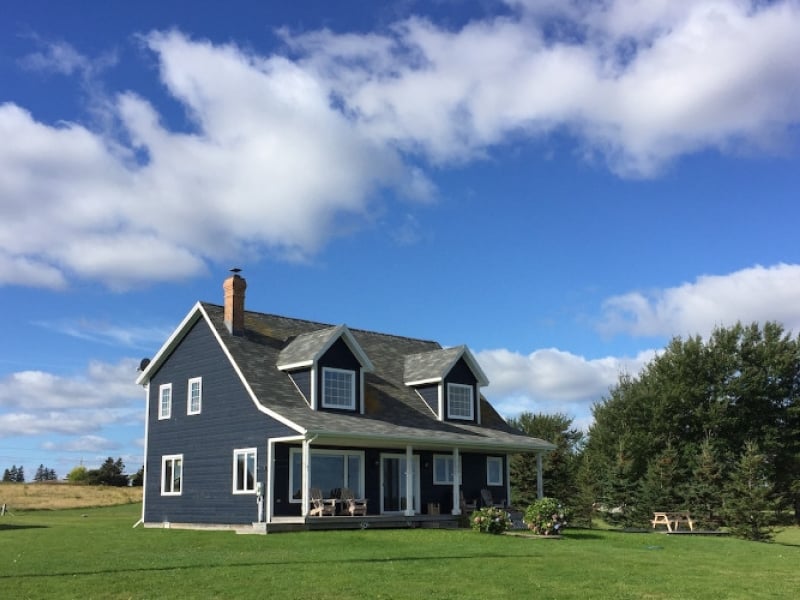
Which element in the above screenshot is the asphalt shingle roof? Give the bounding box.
[200,302,554,452]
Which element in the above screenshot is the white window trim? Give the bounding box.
[187,377,202,415]
[158,383,172,420]
[432,454,462,485]
[161,454,183,496]
[288,447,365,503]
[232,447,257,494]
[486,456,503,486]
[321,367,356,410]
[446,383,474,420]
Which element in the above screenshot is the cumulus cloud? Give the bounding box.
[599,263,800,338]
[2,2,799,289]
[0,358,142,411]
[294,0,800,174]
[478,346,655,423]
[0,33,424,289]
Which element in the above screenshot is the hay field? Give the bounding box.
[0,482,142,511]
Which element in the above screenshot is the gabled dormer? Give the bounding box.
[403,345,489,424]
[277,325,374,413]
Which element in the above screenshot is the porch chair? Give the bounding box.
[309,487,337,517]
[480,488,504,508]
[341,488,368,516]
[460,491,477,514]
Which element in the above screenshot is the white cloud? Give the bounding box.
[0,358,142,410]
[2,4,799,288]
[478,346,655,422]
[42,435,119,453]
[0,33,426,289]
[599,263,800,338]
[293,0,800,174]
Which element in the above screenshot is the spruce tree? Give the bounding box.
[724,441,779,541]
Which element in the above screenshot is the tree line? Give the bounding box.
[510,322,800,541]
[3,458,144,487]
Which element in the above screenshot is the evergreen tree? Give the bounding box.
[2,468,11,482]
[15,465,25,483]
[637,444,685,520]
[724,441,779,541]
[508,412,583,508]
[87,457,128,487]
[686,439,726,528]
[130,465,144,487]
[34,464,46,482]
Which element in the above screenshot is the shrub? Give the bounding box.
[470,506,511,534]
[524,497,566,535]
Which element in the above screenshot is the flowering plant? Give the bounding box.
[524,497,566,535]
[470,506,512,534]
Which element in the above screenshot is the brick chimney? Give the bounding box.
[223,269,246,335]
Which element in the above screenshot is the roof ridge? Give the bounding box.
[200,301,439,346]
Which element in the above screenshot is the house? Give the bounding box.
[136,272,555,530]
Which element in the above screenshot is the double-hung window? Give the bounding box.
[233,448,257,493]
[486,456,503,486]
[161,454,183,495]
[187,377,202,415]
[322,367,356,410]
[447,383,474,420]
[158,383,172,420]
[433,455,460,485]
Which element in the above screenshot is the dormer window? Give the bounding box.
[322,367,356,410]
[447,383,474,420]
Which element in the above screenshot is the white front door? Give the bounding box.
[380,454,420,514]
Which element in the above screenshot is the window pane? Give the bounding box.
[448,384,473,419]
[311,455,345,497]
[323,369,355,408]
[347,455,361,493]
[291,451,302,500]
[173,459,182,492]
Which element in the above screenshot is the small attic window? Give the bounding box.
[447,383,474,420]
[322,367,356,410]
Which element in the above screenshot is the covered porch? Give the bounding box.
[260,432,549,529]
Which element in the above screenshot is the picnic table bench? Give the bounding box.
[651,511,695,532]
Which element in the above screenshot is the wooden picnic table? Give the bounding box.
[651,511,695,532]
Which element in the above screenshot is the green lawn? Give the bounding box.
[2,504,799,599]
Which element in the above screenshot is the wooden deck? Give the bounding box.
[242,513,462,534]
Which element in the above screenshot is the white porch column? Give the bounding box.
[405,445,414,516]
[536,452,544,499]
[301,439,311,517]
[451,447,461,515]
[505,453,512,507]
[266,440,274,523]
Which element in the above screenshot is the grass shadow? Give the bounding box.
[0,523,49,531]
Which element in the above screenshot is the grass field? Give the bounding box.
[0,482,142,511]
[2,503,799,599]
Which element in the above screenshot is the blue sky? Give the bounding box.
[2,0,799,479]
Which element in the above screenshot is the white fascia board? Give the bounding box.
[135,302,204,386]
[404,377,442,387]
[197,304,305,435]
[314,325,374,372]
[276,360,314,371]
[444,346,489,387]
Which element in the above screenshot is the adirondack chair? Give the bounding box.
[309,487,336,517]
[341,488,368,516]
[480,488,504,508]
[460,491,477,514]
